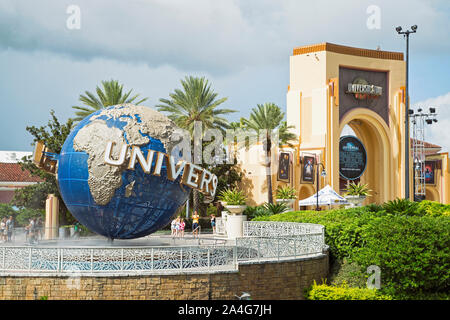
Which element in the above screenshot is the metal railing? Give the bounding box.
[0,245,237,274]
[0,222,326,275]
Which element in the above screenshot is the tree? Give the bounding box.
[240,103,296,204]
[12,110,75,225]
[71,79,148,121]
[156,76,236,213]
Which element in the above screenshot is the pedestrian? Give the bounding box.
[175,217,181,237]
[36,217,43,240]
[171,217,177,237]
[72,222,79,238]
[179,218,185,238]
[210,214,216,234]
[6,216,14,242]
[28,218,37,245]
[192,211,200,238]
[0,218,6,242]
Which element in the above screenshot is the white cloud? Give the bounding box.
[1,0,449,75]
[413,92,450,153]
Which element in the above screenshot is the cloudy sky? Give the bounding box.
[1,0,449,152]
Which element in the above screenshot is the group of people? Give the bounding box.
[0,216,44,244]
[170,216,186,237]
[0,216,14,243]
[170,211,217,239]
[25,217,43,244]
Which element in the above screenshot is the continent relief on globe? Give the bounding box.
[72,104,195,206]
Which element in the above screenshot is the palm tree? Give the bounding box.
[241,103,296,204]
[71,80,148,121]
[156,76,236,212]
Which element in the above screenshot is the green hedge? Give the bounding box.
[351,215,450,295]
[254,201,450,298]
[305,281,392,300]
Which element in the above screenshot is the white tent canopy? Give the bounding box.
[298,185,348,207]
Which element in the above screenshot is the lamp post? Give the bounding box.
[315,162,326,211]
[396,25,417,200]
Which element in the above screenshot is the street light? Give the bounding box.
[396,25,418,200]
[315,162,326,211]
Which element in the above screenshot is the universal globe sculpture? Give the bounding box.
[57,104,217,240]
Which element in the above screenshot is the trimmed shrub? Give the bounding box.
[351,215,450,295]
[417,200,450,217]
[328,259,367,288]
[305,281,392,300]
[253,207,381,260]
[255,205,450,298]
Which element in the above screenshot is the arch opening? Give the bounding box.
[339,109,392,204]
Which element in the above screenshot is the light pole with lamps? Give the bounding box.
[315,162,326,211]
[396,24,417,200]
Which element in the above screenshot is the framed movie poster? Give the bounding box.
[277,152,290,182]
[424,161,436,185]
[339,135,367,181]
[301,155,315,184]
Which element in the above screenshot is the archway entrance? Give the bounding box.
[339,109,392,205]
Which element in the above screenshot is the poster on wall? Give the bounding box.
[301,155,315,184]
[277,152,290,182]
[424,161,436,185]
[339,135,367,180]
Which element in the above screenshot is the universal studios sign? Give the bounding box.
[103,142,218,197]
[347,77,382,100]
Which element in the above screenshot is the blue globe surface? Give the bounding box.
[57,104,191,239]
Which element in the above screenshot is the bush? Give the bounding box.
[351,215,450,295]
[218,188,246,205]
[328,259,367,288]
[263,202,288,215]
[305,281,392,300]
[255,204,450,298]
[253,207,380,260]
[382,198,419,216]
[243,205,269,220]
[275,186,297,199]
[417,200,450,217]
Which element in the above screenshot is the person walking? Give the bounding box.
[192,211,200,238]
[179,218,185,238]
[36,217,43,240]
[6,216,14,242]
[210,214,216,234]
[175,217,181,237]
[0,218,6,242]
[73,222,81,238]
[28,218,37,245]
[171,217,177,237]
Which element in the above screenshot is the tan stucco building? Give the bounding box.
[237,42,450,207]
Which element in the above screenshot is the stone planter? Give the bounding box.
[223,205,247,239]
[345,195,366,207]
[224,205,247,215]
[226,215,247,240]
[276,199,295,211]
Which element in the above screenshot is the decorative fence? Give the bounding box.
[0,222,326,275]
[243,221,324,237]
